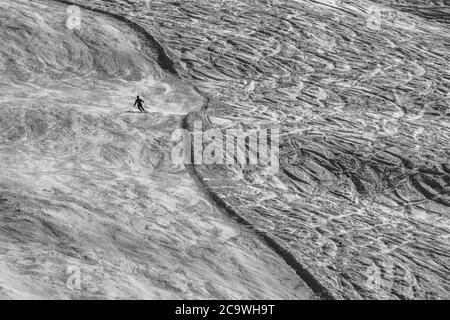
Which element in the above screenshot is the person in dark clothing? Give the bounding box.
[134,96,146,112]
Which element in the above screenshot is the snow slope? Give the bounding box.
[0,0,313,299]
[72,0,449,299]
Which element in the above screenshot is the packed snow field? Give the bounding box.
[0,0,449,299]
[0,0,314,299]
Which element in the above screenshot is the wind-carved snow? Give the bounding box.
[66,0,450,299]
[1,0,449,300]
[0,0,313,299]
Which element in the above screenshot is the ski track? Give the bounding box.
[0,0,314,299]
[63,0,450,300]
[1,0,449,300]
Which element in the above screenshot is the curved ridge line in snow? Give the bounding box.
[182,113,336,301]
[52,0,178,76]
[49,0,332,299]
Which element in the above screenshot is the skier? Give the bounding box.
[134,96,146,112]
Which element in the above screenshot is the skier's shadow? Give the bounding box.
[125,111,148,113]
